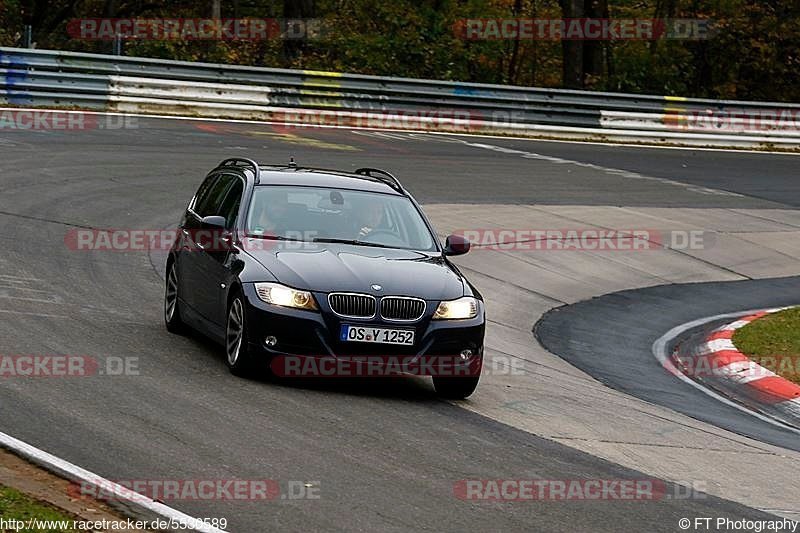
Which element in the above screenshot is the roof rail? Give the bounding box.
[218,158,261,183]
[217,161,403,192]
[354,167,404,193]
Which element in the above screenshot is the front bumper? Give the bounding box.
[241,284,485,371]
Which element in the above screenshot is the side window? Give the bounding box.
[195,175,235,218]
[218,177,244,228]
[190,175,219,216]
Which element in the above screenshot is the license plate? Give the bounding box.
[340,325,415,345]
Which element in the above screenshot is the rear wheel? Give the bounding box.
[164,261,186,334]
[226,293,256,376]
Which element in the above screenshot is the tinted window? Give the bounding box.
[195,175,235,218]
[218,177,244,228]
[190,175,218,215]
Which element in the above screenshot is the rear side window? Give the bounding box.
[195,175,235,218]
[190,175,218,215]
[218,178,244,228]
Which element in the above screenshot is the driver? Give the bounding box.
[355,202,384,239]
[252,190,289,235]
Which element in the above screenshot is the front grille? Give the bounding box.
[328,293,376,318]
[380,297,426,321]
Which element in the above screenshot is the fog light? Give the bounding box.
[265,336,278,347]
[459,349,473,360]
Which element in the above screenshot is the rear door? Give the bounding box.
[177,173,222,313]
[194,174,245,325]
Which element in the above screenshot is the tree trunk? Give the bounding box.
[559,0,584,88]
[102,0,119,17]
[507,0,523,84]
[282,0,315,64]
[582,0,606,86]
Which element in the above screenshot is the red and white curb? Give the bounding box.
[671,309,800,429]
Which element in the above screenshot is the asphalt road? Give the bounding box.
[535,276,800,453]
[0,118,797,531]
[481,137,800,207]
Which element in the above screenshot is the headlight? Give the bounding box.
[433,296,478,320]
[254,283,318,311]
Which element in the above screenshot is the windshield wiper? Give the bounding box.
[312,237,392,249]
[246,234,306,242]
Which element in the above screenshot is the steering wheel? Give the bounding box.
[361,229,404,246]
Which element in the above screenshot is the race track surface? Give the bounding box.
[1,118,799,531]
[536,276,800,452]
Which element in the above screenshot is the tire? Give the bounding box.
[433,375,481,399]
[225,292,257,377]
[164,261,186,334]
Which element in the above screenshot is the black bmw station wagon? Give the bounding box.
[165,159,485,398]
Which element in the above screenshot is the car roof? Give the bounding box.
[254,168,404,195]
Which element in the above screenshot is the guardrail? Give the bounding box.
[2,47,800,148]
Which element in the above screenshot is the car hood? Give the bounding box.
[243,240,465,300]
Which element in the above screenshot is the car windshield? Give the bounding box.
[245,185,437,251]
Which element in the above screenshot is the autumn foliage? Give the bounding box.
[2,0,798,101]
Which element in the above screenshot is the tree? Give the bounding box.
[559,0,584,88]
[583,0,607,87]
[282,0,314,63]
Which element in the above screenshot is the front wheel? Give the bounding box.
[225,294,256,377]
[164,261,186,334]
[433,375,481,399]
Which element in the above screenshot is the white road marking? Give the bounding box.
[0,285,50,292]
[0,309,69,318]
[0,274,44,282]
[351,131,411,141]
[432,136,744,197]
[0,294,63,304]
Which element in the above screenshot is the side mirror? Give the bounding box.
[200,215,227,229]
[198,215,236,253]
[443,234,470,256]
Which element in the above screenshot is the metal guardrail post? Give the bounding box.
[23,25,33,48]
[112,35,123,56]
